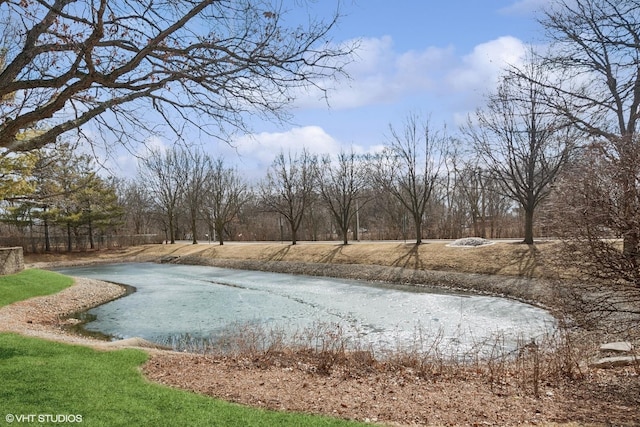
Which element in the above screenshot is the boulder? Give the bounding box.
[0,247,24,275]
[448,237,493,247]
[589,355,638,369]
[600,341,634,353]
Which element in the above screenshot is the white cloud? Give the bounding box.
[348,36,396,76]
[446,36,526,92]
[93,135,174,179]
[294,36,455,110]
[293,34,528,122]
[223,126,391,181]
[96,34,533,180]
[442,36,528,124]
[231,125,341,169]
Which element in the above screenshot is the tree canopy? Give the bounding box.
[0,0,350,153]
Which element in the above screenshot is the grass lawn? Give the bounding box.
[0,269,74,307]
[0,334,368,426]
[0,270,366,426]
[0,334,366,426]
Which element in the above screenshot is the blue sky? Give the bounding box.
[113,0,550,180]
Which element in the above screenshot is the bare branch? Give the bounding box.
[0,0,353,152]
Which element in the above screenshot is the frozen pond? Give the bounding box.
[55,263,555,355]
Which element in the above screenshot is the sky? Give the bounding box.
[110,0,551,181]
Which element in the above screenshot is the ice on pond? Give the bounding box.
[55,263,555,356]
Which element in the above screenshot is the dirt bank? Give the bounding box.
[25,241,564,312]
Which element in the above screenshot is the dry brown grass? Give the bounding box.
[194,241,552,276]
[27,240,570,279]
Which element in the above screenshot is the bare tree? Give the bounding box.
[204,157,249,245]
[138,147,187,244]
[549,144,640,331]
[454,162,513,239]
[362,187,409,240]
[511,0,640,329]
[259,149,317,245]
[0,0,351,153]
[456,164,488,238]
[374,114,446,245]
[116,179,155,236]
[182,149,211,244]
[317,149,369,245]
[533,0,640,260]
[463,58,574,245]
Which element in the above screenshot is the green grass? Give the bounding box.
[0,334,366,426]
[0,269,74,307]
[0,271,367,426]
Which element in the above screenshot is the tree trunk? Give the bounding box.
[43,207,50,252]
[88,218,95,249]
[621,161,640,263]
[216,223,225,245]
[191,213,198,244]
[523,207,534,245]
[290,222,298,245]
[341,211,349,245]
[341,226,349,245]
[414,213,423,245]
[622,202,640,264]
[169,215,176,244]
[29,221,36,253]
[66,223,72,252]
[622,234,639,260]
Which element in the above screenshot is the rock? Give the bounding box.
[589,355,638,369]
[447,237,493,247]
[600,341,634,353]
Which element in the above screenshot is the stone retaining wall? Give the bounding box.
[0,247,24,275]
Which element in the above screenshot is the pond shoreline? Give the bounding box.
[15,246,640,426]
[28,247,561,316]
[53,261,555,354]
[0,276,128,347]
[26,241,580,317]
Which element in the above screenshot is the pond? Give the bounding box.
[55,263,555,355]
